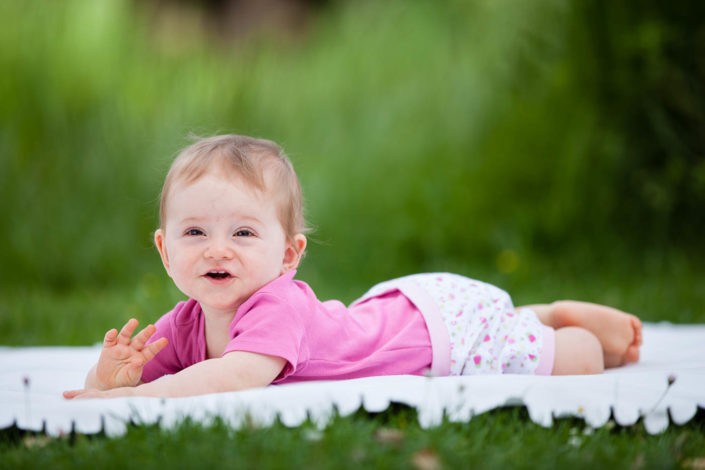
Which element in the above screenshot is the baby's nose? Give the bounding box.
[205,239,235,259]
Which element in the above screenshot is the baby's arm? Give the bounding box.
[83,319,168,391]
[64,351,285,398]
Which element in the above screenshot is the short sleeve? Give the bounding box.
[224,293,307,381]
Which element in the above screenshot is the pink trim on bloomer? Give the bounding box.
[535,324,556,375]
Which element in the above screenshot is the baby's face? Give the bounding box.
[154,171,298,316]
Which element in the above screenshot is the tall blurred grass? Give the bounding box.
[1,0,703,344]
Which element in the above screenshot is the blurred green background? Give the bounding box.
[1,0,704,345]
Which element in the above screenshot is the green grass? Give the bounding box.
[2,408,704,469]
[2,0,702,294]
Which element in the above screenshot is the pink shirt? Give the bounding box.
[141,270,436,384]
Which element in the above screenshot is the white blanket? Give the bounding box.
[1,323,703,437]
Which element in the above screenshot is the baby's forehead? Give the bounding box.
[171,170,259,197]
[166,167,285,208]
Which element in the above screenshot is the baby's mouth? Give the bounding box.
[205,270,232,280]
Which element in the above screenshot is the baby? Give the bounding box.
[64,134,642,399]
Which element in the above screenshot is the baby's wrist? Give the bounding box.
[88,373,112,390]
[93,366,127,390]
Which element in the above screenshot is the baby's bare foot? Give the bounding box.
[603,314,642,367]
[551,301,643,368]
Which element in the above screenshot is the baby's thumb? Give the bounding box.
[63,389,84,400]
[143,337,168,362]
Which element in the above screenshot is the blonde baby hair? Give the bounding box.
[159,134,309,246]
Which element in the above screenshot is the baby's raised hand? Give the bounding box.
[91,319,168,390]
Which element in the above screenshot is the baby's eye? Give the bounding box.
[185,228,205,236]
[234,229,254,237]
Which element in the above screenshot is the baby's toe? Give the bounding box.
[629,315,643,346]
[623,344,640,364]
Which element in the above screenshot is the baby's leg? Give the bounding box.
[552,327,604,375]
[522,301,642,368]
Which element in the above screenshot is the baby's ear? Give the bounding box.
[282,234,307,272]
[154,229,171,273]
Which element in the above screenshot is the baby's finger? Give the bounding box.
[130,324,157,350]
[117,318,139,345]
[142,337,168,362]
[63,389,85,400]
[103,328,119,347]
